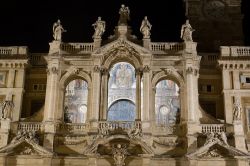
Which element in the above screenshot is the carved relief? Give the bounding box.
[112,144,128,166]
[0,100,14,120]
[47,66,59,75]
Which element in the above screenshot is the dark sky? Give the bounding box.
[0,0,249,53]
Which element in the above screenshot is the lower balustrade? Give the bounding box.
[58,123,90,133]
[99,121,142,132]
[201,124,226,133]
[17,122,44,132]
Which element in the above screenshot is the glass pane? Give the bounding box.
[108,62,136,121]
[155,80,180,125]
[108,99,136,121]
[64,79,88,123]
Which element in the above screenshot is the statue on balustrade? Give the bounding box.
[0,100,14,120]
[92,17,106,39]
[140,16,152,39]
[233,97,242,121]
[53,19,67,41]
[180,19,195,42]
[118,4,130,25]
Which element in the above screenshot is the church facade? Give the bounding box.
[0,1,250,166]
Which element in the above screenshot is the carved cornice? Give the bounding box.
[0,61,28,69]
[218,62,250,70]
[186,67,198,76]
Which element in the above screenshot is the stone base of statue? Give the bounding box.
[93,38,102,50]
[49,40,61,55]
[117,26,128,38]
[142,38,151,49]
[183,41,197,55]
[233,120,248,152]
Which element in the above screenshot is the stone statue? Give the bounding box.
[53,19,66,41]
[233,97,242,121]
[140,16,152,38]
[112,144,127,166]
[92,17,106,39]
[220,132,229,146]
[0,100,14,120]
[118,4,130,25]
[180,19,195,42]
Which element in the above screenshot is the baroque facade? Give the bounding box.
[0,1,250,166]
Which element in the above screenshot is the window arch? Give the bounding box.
[64,79,88,123]
[107,62,136,121]
[155,80,180,125]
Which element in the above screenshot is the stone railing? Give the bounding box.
[58,123,90,133]
[221,46,250,57]
[17,122,44,132]
[200,54,219,66]
[29,54,47,66]
[60,43,94,54]
[0,46,28,55]
[150,42,184,54]
[99,121,142,131]
[201,124,226,133]
[153,124,178,135]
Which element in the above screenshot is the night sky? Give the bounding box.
[0,0,249,53]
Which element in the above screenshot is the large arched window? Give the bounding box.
[155,80,180,125]
[108,62,136,121]
[64,79,88,123]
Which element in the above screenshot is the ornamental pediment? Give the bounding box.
[93,38,151,56]
[0,131,53,156]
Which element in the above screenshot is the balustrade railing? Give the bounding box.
[17,122,43,132]
[99,121,142,131]
[221,46,250,57]
[58,123,90,133]
[201,124,226,133]
[0,46,27,55]
[150,42,184,53]
[29,54,46,66]
[60,43,94,54]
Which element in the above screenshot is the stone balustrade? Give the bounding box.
[17,122,44,132]
[60,43,94,54]
[150,42,184,54]
[201,124,226,133]
[58,123,90,133]
[200,54,219,66]
[221,46,250,57]
[29,53,47,66]
[99,121,142,131]
[0,46,28,55]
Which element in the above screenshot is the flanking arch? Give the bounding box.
[151,70,185,125]
[56,68,92,122]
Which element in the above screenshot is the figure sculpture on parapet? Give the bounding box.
[0,100,14,120]
[233,97,242,121]
[118,4,130,25]
[92,17,106,39]
[53,19,66,41]
[140,16,152,39]
[180,19,195,42]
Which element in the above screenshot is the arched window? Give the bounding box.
[108,99,136,121]
[64,79,88,123]
[108,62,136,121]
[155,80,180,125]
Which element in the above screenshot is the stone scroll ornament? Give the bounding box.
[0,100,14,120]
[53,19,67,41]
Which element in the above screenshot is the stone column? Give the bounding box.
[7,69,15,88]
[44,66,60,122]
[142,66,151,131]
[135,68,142,120]
[142,39,151,49]
[233,70,240,90]
[233,96,248,152]
[89,66,101,128]
[0,119,11,148]
[100,68,109,120]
